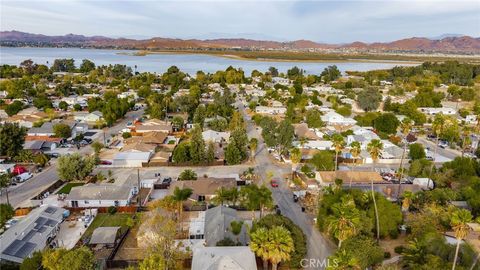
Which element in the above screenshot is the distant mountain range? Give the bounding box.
[1,30,480,54]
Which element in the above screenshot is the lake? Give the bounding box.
[0,47,418,75]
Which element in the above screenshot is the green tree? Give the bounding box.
[310,150,335,171]
[0,123,26,159]
[331,133,346,172]
[277,120,294,154]
[79,59,95,73]
[178,169,197,180]
[58,101,68,111]
[367,139,383,242]
[0,203,14,228]
[321,65,341,83]
[339,236,384,269]
[409,143,426,160]
[91,141,104,156]
[57,153,96,182]
[53,123,72,138]
[230,220,244,242]
[326,198,361,248]
[172,187,193,220]
[357,87,382,111]
[137,253,166,270]
[305,109,324,129]
[20,251,43,270]
[450,209,472,270]
[189,126,206,164]
[172,141,190,163]
[0,174,12,205]
[250,226,295,270]
[171,116,184,130]
[240,184,273,219]
[42,246,95,270]
[206,141,215,163]
[225,139,243,165]
[374,113,400,135]
[5,100,24,116]
[249,138,258,161]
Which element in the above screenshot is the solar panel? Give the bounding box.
[3,240,24,257]
[45,219,57,227]
[45,207,57,214]
[14,242,36,258]
[21,230,36,241]
[37,226,47,233]
[33,217,47,229]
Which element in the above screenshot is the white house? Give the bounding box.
[321,111,356,126]
[295,140,333,150]
[202,130,230,143]
[66,183,136,208]
[191,246,257,270]
[465,115,477,125]
[418,107,457,116]
[117,90,139,100]
[74,111,103,123]
[272,77,290,85]
[255,106,287,115]
[113,152,151,167]
[0,206,65,263]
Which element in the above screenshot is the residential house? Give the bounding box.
[0,206,65,263]
[255,106,287,115]
[204,206,250,246]
[465,115,478,125]
[6,111,49,129]
[202,130,230,144]
[272,77,290,85]
[315,171,385,186]
[418,107,457,116]
[117,90,138,101]
[24,140,58,153]
[191,246,257,270]
[293,123,323,140]
[321,111,356,126]
[135,119,172,134]
[73,111,103,123]
[112,152,152,167]
[168,178,237,206]
[66,183,136,208]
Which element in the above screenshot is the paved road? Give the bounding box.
[417,137,461,161]
[237,99,335,269]
[0,109,145,208]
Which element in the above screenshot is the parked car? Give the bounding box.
[99,160,112,165]
[46,153,60,158]
[162,177,172,185]
[293,194,299,202]
[270,179,279,187]
[16,172,33,182]
[4,219,18,229]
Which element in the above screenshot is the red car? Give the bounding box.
[99,160,112,165]
[270,179,279,187]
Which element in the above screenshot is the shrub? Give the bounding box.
[122,132,132,139]
[394,245,405,254]
[384,252,391,259]
[108,206,117,215]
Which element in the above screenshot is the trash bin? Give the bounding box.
[301,207,305,212]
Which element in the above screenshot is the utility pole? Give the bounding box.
[137,168,141,207]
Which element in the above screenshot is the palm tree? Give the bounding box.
[267,226,294,270]
[451,209,473,270]
[401,191,414,212]
[326,250,361,270]
[429,113,446,176]
[0,173,11,205]
[461,126,471,157]
[367,139,383,242]
[213,187,230,206]
[396,118,412,201]
[249,138,258,161]
[290,148,302,180]
[331,134,346,172]
[250,227,270,270]
[349,141,361,187]
[172,187,193,221]
[258,185,273,218]
[326,201,361,248]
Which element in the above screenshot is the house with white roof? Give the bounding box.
[321,111,356,126]
[202,130,230,144]
[113,152,152,167]
[255,106,287,115]
[192,246,257,270]
[66,183,136,208]
[418,107,457,116]
[74,111,103,123]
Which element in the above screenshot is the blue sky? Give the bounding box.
[1,0,479,43]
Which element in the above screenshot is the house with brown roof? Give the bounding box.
[169,178,237,205]
[315,171,385,186]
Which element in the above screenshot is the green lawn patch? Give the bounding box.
[82,213,133,240]
[56,182,85,194]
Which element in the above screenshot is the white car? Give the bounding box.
[16,172,33,182]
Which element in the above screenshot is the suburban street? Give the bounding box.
[237,99,335,268]
[0,109,145,208]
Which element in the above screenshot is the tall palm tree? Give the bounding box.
[332,133,346,173]
[0,173,11,205]
[249,138,258,161]
[290,148,302,180]
[451,209,473,270]
[396,118,412,201]
[250,227,270,270]
[326,201,361,248]
[367,139,383,242]
[349,141,361,187]
[172,187,193,221]
[267,226,294,270]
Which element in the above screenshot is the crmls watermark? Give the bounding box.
[300,258,339,269]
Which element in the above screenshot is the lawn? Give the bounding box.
[56,182,84,194]
[82,213,133,240]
